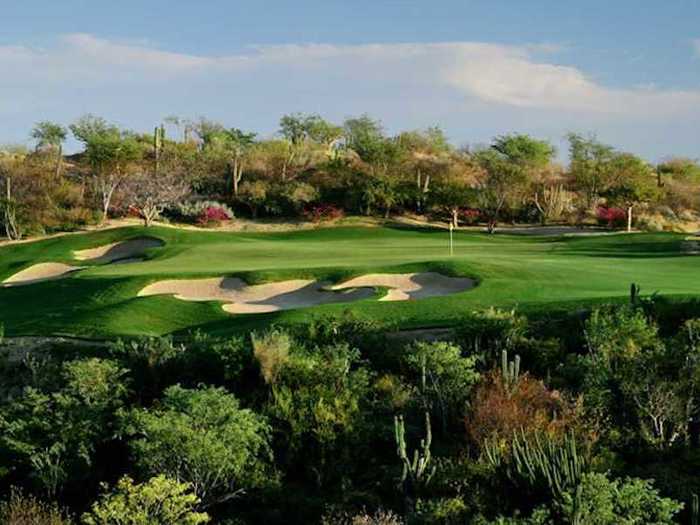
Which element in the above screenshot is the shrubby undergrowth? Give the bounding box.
[2,298,700,523]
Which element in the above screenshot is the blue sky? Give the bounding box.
[2,0,699,160]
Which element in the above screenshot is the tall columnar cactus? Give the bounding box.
[394,411,435,508]
[630,282,640,306]
[692,493,699,525]
[153,125,165,175]
[501,349,521,397]
[485,431,588,524]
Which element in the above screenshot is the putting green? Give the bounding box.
[0,225,697,338]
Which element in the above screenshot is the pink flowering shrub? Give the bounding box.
[197,206,233,226]
[596,206,627,228]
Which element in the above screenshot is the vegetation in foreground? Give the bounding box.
[2,294,700,523]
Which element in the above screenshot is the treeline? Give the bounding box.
[1,113,699,238]
[2,296,700,523]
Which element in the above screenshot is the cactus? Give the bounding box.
[630,282,640,305]
[501,349,521,397]
[692,493,699,525]
[394,412,435,497]
[153,125,165,175]
[485,431,588,524]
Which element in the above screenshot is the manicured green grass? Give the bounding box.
[0,225,697,338]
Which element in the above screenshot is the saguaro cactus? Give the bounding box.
[501,349,521,398]
[394,412,435,511]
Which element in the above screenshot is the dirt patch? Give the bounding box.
[2,263,83,287]
[330,272,474,301]
[74,237,164,263]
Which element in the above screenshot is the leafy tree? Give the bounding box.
[603,153,658,232]
[474,148,528,233]
[403,342,480,431]
[263,340,372,486]
[31,121,68,177]
[397,127,452,213]
[123,385,274,506]
[82,475,209,525]
[0,358,129,497]
[560,473,681,525]
[567,133,616,210]
[71,116,144,223]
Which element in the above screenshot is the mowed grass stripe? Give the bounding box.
[0,226,697,338]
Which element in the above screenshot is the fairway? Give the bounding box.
[0,225,697,338]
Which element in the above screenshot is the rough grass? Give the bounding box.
[0,225,697,338]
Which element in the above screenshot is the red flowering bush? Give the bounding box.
[596,206,627,228]
[304,204,345,223]
[459,208,481,225]
[197,206,233,226]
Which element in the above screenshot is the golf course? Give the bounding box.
[1,224,697,338]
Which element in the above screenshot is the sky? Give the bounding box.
[1,0,699,160]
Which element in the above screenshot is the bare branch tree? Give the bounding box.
[124,172,190,227]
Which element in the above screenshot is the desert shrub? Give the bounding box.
[171,200,234,225]
[123,385,274,506]
[82,475,209,525]
[0,487,73,524]
[467,370,588,447]
[304,203,345,223]
[456,308,528,359]
[584,305,662,369]
[321,508,404,525]
[252,329,291,385]
[402,341,480,431]
[596,206,627,228]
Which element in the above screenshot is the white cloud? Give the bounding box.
[1,35,696,117]
[0,34,698,159]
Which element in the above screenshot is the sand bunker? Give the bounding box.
[2,263,83,287]
[139,277,375,314]
[74,237,164,264]
[682,237,700,254]
[138,272,474,314]
[331,272,475,301]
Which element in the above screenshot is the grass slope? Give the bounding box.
[0,225,697,338]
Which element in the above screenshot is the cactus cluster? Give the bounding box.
[394,412,435,491]
[501,349,521,398]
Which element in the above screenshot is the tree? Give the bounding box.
[567,133,616,210]
[474,148,528,233]
[122,171,189,227]
[123,385,274,507]
[603,153,658,232]
[403,342,480,432]
[0,358,129,497]
[82,475,209,525]
[0,146,29,239]
[70,116,143,223]
[31,121,68,177]
[397,127,452,213]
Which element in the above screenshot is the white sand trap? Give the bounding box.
[331,272,475,301]
[138,277,375,314]
[74,237,164,264]
[2,263,83,287]
[138,272,474,314]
